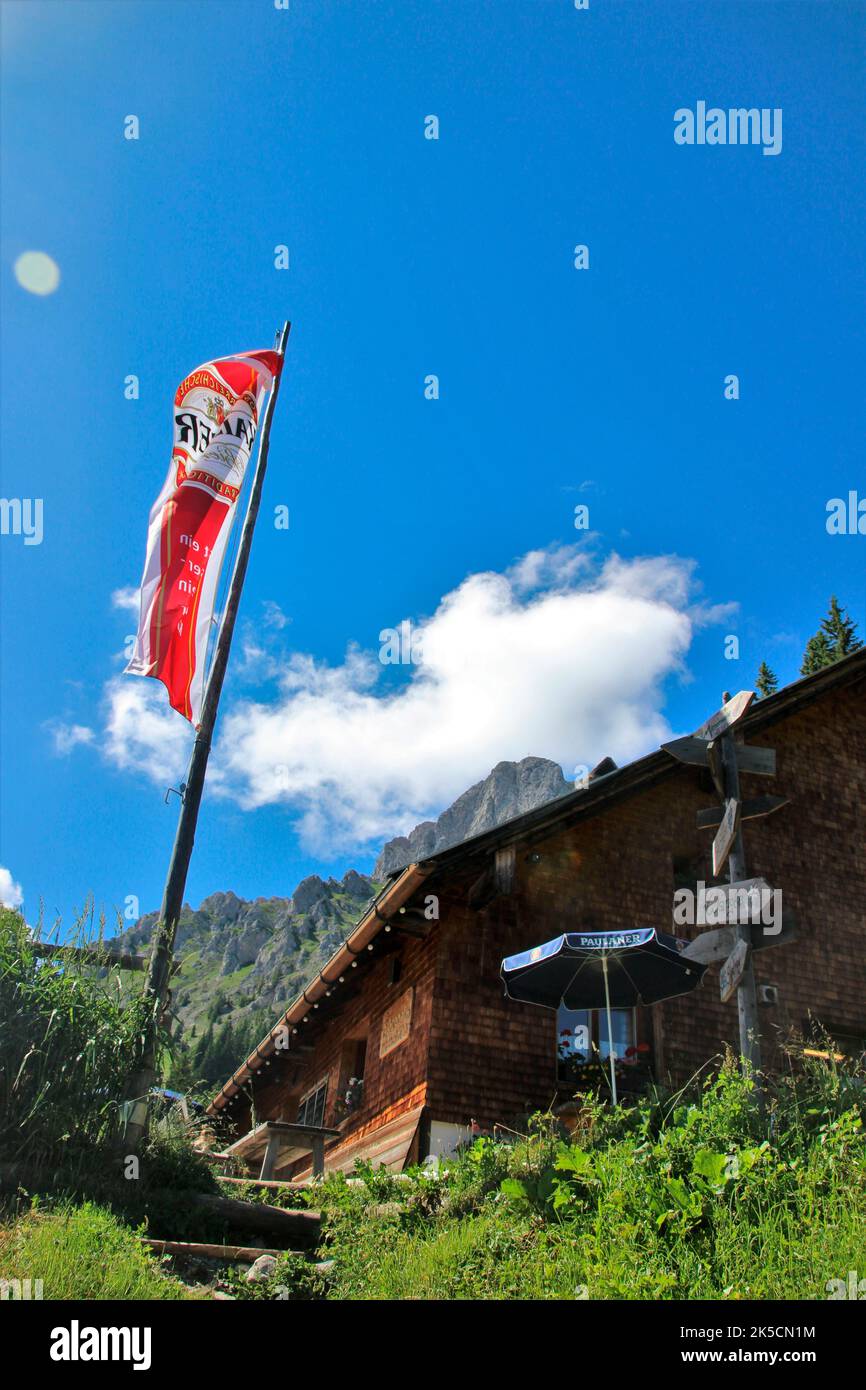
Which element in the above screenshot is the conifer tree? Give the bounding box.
[801,597,862,674]
[801,630,833,675]
[820,595,863,659]
[755,661,779,698]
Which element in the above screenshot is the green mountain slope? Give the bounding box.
[116,756,570,1090]
[117,871,379,1087]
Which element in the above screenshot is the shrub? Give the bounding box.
[0,908,155,1170]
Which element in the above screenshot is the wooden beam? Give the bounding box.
[259,1130,282,1181]
[311,1135,325,1178]
[30,943,150,971]
[142,1239,282,1264]
[216,1175,301,1192]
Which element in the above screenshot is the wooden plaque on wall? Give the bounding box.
[379,988,413,1058]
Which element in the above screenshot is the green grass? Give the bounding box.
[325,1188,863,1301]
[309,1055,866,1301]
[0,1202,200,1300]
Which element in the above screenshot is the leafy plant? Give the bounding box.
[0,908,156,1170]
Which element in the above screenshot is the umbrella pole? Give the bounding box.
[602,953,618,1106]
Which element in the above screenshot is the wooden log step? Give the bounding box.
[148,1190,321,1246]
[217,1175,300,1191]
[143,1239,282,1264]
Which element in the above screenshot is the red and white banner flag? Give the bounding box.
[125,348,283,724]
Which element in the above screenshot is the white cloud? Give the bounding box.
[507,543,595,594]
[100,545,719,855]
[47,721,96,755]
[262,599,291,630]
[111,587,140,614]
[103,678,193,787]
[0,867,23,909]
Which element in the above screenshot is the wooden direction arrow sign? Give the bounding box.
[735,746,777,777]
[681,926,737,966]
[692,877,773,925]
[751,907,798,952]
[697,795,789,831]
[721,875,770,904]
[661,736,776,778]
[720,938,751,1003]
[712,798,741,876]
[680,910,798,966]
[661,735,716,766]
[693,690,754,742]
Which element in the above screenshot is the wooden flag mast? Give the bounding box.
[121,321,291,1152]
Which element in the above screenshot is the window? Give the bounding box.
[347,1037,367,1082]
[296,1078,328,1128]
[335,1038,367,1120]
[557,1006,637,1081]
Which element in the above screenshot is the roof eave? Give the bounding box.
[206,862,432,1114]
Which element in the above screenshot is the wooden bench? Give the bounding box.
[222,1120,342,1180]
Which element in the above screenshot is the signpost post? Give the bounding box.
[716,710,763,1082]
[662,689,794,1094]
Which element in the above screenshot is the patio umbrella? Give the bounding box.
[500,927,706,1104]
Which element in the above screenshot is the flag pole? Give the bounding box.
[120,320,291,1152]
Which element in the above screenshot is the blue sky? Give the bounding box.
[1,0,863,936]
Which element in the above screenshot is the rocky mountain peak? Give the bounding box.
[373,756,569,878]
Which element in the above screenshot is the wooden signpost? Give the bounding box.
[662,689,794,1090]
[696,795,788,830]
[720,938,750,1004]
[712,797,741,876]
[661,736,776,779]
[681,910,798,967]
[694,690,754,740]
